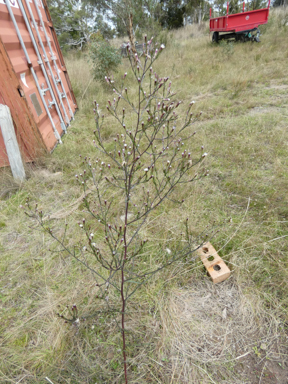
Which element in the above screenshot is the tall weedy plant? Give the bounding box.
[25,37,210,383]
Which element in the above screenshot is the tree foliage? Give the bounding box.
[96,0,163,38]
[89,40,122,82]
[155,0,186,29]
[47,0,272,51]
[47,0,114,50]
[273,0,287,6]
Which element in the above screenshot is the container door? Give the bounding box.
[0,0,63,150]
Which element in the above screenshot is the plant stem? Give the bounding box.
[121,167,130,384]
[121,273,128,383]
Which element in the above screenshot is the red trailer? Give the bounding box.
[210,1,270,42]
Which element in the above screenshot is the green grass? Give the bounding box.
[0,7,288,383]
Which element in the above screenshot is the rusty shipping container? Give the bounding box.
[0,0,78,168]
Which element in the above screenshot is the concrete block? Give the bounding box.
[198,242,231,284]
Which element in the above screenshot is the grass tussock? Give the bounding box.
[0,8,288,383]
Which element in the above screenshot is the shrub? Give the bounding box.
[89,40,122,83]
[25,37,211,383]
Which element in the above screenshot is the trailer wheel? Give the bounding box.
[212,32,219,43]
[237,34,247,43]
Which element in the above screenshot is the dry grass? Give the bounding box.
[0,7,288,383]
[160,279,283,383]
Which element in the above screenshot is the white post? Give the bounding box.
[0,104,26,182]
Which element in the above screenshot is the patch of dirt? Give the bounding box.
[248,106,284,115]
[32,169,63,180]
[236,350,288,384]
[264,83,288,91]
[160,279,288,383]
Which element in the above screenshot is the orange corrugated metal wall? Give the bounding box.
[0,0,78,167]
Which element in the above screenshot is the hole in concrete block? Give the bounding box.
[208,255,214,261]
[202,247,209,253]
[213,264,221,271]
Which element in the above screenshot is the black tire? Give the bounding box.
[238,34,246,43]
[212,32,219,43]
